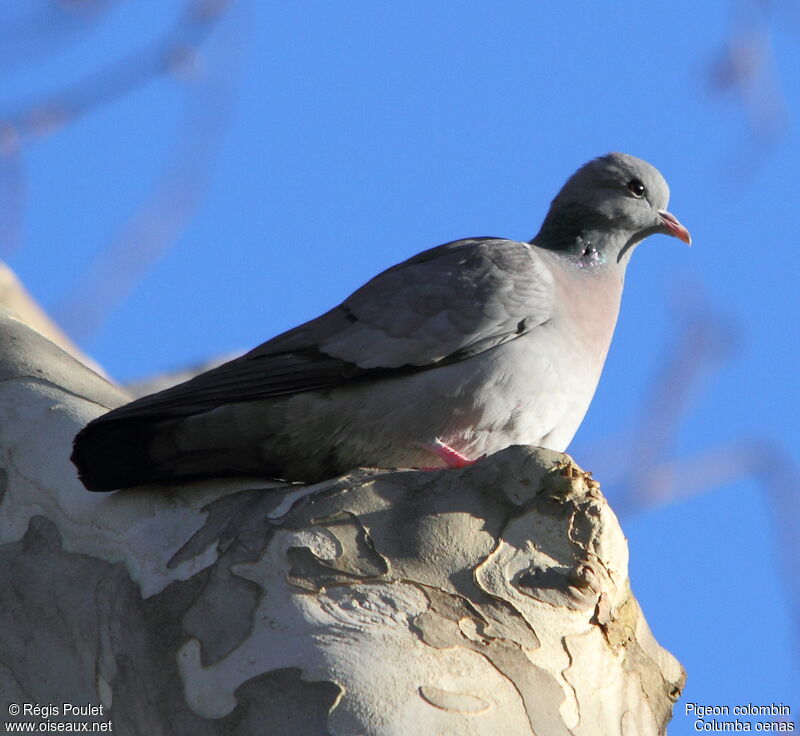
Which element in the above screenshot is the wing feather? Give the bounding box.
[98,237,554,422]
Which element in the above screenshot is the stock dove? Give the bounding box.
[72,153,690,491]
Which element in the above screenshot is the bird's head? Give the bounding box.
[533,152,690,265]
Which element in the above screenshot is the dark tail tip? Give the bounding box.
[71,416,156,492]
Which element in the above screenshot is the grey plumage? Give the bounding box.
[72,153,690,491]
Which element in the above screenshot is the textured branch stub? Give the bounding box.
[0,308,685,735]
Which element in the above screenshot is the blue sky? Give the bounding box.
[4,1,799,730]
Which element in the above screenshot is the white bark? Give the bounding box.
[0,305,685,735]
[0,261,106,376]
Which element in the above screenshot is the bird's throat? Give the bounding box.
[532,205,613,257]
[532,226,618,269]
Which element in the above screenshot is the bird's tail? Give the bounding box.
[71,416,167,492]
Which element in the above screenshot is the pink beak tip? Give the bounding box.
[659,210,692,246]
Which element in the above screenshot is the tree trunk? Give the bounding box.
[0,306,685,735]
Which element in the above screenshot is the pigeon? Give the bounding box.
[72,153,690,492]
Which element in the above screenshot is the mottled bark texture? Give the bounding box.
[0,307,685,735]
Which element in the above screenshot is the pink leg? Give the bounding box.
[424,439,480,469]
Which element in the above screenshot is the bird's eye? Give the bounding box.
[627,179,646,198]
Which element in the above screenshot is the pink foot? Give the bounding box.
[424,439,481,469]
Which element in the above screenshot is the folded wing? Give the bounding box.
[92,237,555,421]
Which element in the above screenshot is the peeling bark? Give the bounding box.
[0,307,684,735]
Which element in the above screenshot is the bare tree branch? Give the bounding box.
[0,0,240,333]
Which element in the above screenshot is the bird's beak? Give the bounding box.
[658,210,692,245]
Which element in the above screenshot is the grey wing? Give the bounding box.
[99,238,555,421]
